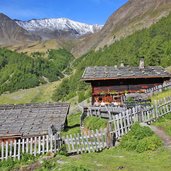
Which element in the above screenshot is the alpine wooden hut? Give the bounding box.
[0,103,70,142]
[82,58,171,105]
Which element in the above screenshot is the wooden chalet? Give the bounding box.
[0,103,70,142]
[82,59,171,105]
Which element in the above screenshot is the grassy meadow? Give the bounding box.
[0,80,60,104]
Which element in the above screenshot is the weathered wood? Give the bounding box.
[26,138,29,153]
[38,136,41,154]
[34,137,37,156]
[18,139,21,160]
[13,140,17,160]
[9,141,12,157]
[5,141,8,160]
[22,138,25,153]
[46,135,49,153]
[0,134,63,161]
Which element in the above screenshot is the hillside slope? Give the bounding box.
[0,13,40,45]
[72,0,171,57]
[53,12,171,101]
[0,48,74,95]
[0,80,60,104]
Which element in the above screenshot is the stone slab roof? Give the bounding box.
[0,103,70,138]
[82,66,171,81]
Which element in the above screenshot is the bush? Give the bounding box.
[120,123,162,153]
[136,135,162,153]
[120,136,138,151]
[129,123,154,140]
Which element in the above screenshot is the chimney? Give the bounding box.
[139,57,145,69]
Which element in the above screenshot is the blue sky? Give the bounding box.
[0,0,128,24]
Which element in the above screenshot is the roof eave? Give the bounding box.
[82,75,171,82]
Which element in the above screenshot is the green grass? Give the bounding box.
[61,113,81,136]
[62,114,108,137]
[153,113,171,136]
[2,145,171,171]
[0,153,38,171]
[120,123,162,153]
[0,80,60,104]
[83,116,108,131]
[34,147,171,171]
[151,89,171,103]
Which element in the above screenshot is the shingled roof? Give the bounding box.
[82,66,171,81]
[0,103,70,138]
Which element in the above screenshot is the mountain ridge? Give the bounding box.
[0,13,40,45]
[71,0,171,57]
[15,18,103,40]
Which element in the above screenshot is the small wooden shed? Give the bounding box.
[0,103,70,142]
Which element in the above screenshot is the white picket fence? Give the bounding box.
[0,130,109,161]
[108,96,171,139]
[0,133,61,161]
[63,129,108,154]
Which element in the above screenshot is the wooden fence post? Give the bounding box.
[14,140,17,160]
[18,139,21,160]
[1,142,4,160]
[154,100,159,119]
[5,141,8,160]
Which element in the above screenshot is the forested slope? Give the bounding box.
[0,48,74,94]
[53,13,171,101]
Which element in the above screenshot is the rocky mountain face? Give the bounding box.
[0,13,40,45]
[71,0,171,57]
[16,18,102,40]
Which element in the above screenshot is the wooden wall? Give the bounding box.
[90,77,169,104]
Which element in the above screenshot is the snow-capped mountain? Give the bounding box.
[15,18,103,40]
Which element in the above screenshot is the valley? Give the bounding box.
[1,1,171,170]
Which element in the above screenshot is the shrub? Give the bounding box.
[130,123,154,140]
[136,135,162,153]
[120,136,138,151]
[120,123,162,153]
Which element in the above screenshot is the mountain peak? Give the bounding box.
[0,13,40,45]
[16,18,103,38]
[0,13,11,20]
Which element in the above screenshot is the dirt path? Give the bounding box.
[141,123,171,149]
